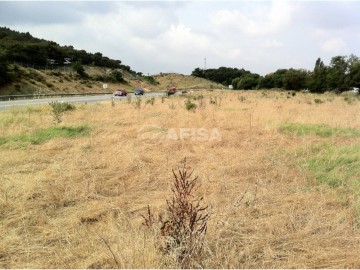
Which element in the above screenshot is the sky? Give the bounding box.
[0,1,359,76]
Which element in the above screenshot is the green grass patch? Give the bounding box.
[0,125,91,147]
[279,123,360,138]
[298,143,360,225]
[303,143,360,188]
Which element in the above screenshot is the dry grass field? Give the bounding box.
[0,90,360,268]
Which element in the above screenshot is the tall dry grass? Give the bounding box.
[0,90,360,268]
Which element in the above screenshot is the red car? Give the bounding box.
[113,89,127,96]
[167,87,176,95]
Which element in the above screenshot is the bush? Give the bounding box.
[109,70,124,83]
[314,98,324,104]
[185,98,197,111]
[72,62,88,78]
[288,90,296,97]
[144,76,159,85]
[49,101,76,123]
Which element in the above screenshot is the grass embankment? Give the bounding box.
[1,90,360,268]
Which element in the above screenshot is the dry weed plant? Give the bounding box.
[142,158,209,268]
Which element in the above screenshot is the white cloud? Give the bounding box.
[211,0,293,36]
[158,24,209,54]
[260,39,284,48]
[321,38,348,53]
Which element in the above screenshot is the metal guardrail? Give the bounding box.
[0,92,113,101]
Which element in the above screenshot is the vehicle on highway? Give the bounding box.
[113,89,127,96]
[167,87,176,96]
[134,88,144,95]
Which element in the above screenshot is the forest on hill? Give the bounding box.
[0,27,132,70]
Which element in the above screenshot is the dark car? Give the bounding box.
[134,88,144,95]
[113,89,127,96]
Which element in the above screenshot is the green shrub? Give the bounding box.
[314,98,324,104]
[49,101,76,123]
[109,70,124,83]
[185,98,197,111]
[72,61,88,78]
[143,76,159,85]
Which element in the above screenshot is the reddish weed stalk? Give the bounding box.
[142,158,210,268]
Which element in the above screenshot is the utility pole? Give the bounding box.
[204,57,207,70]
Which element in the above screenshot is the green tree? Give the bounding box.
[309,57,328,93]
[72,61,88,78]
[258,69,287,89]
[272,69,287,88]
[191,67,205,78]
[191,66,250,86]
[283,68,309,90]
[233,73,260,90]
[346,54,360,88]
[258,74,274,89]
[327,55,348,92]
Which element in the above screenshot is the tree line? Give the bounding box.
[192,55,360,93]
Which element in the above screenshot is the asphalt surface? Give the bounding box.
[0,92,166,111]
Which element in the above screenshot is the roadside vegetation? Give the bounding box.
[1,90,360,268]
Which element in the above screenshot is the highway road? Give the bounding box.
[0,92,167,111]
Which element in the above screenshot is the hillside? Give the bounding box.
[0,65,224,95]
[0,27,223,95]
